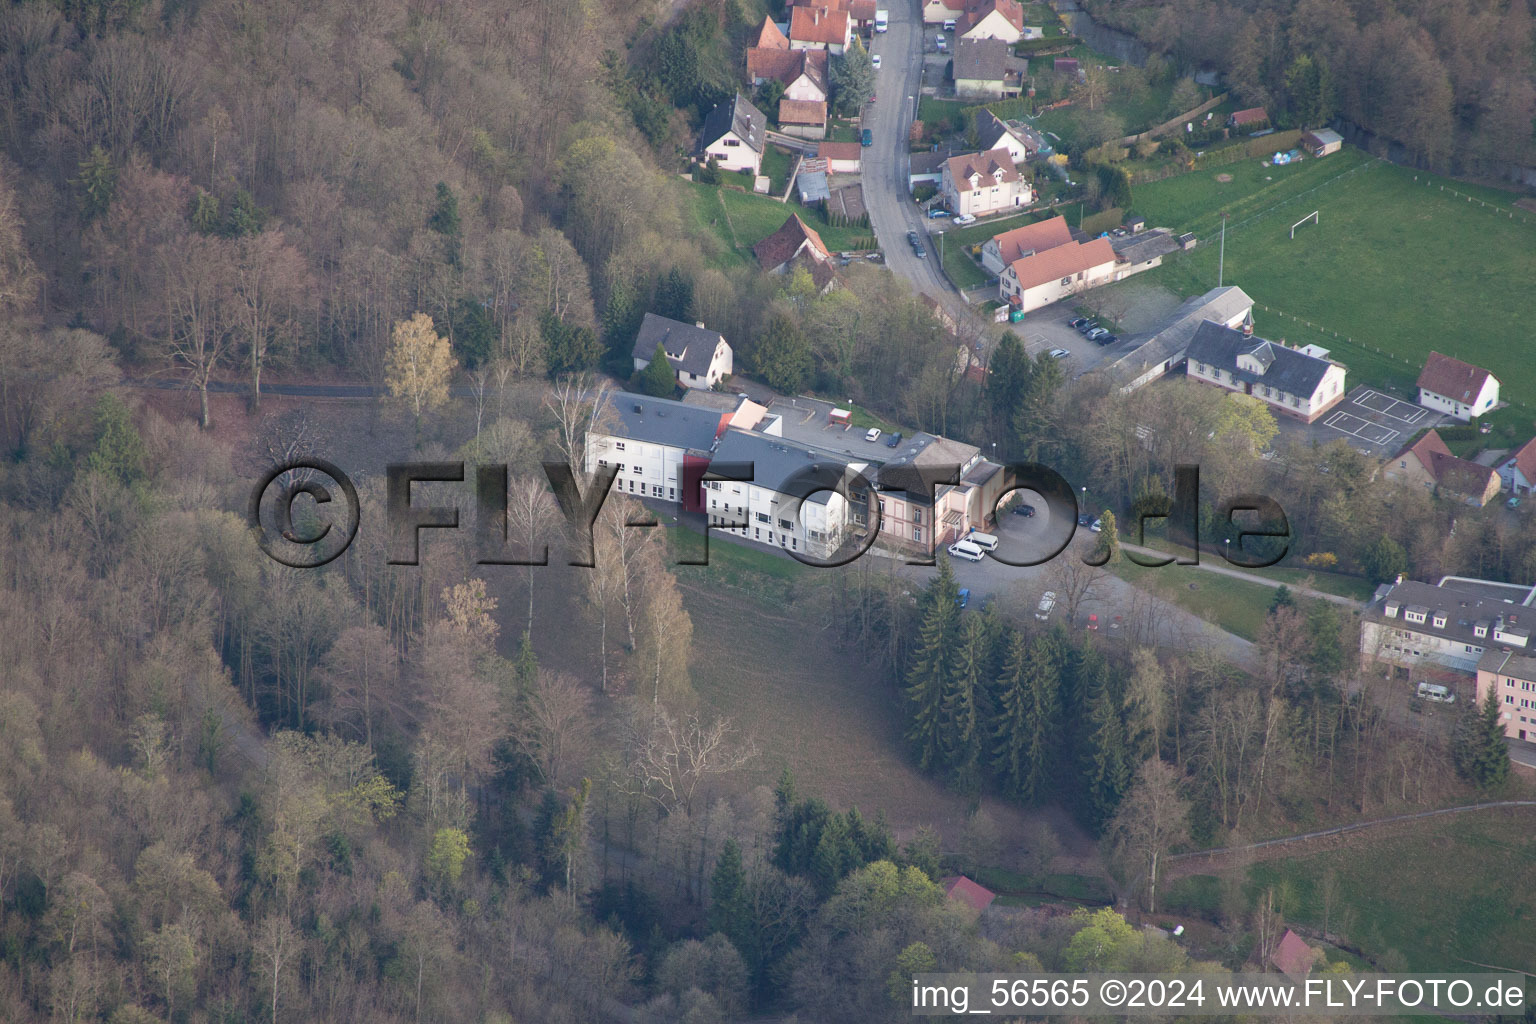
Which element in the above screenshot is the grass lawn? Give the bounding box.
[1238,809,1536,971]
[1129,149,1536,400]
[681,181,874,268]
[919,96,969,132]
[1107,556,1292,641]
[761,145,794,196]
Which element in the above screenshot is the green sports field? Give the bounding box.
[1131,148,1536,398]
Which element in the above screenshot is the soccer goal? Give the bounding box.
[1290,210,1319,239]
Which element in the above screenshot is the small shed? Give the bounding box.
[1230,106,1270,130]
[1302,128,1343,157]
[1123,211,1147,233]
[797,169,831,204]
[828,408,852,427]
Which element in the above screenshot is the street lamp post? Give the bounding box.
[935,228,944,263]
[1224,537,1231,563]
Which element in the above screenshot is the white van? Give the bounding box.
[875,8,888,31]
[947,540,985,562]
[966,531,999,551]
[1416,682,1455,704]
[1035,591,1057,621]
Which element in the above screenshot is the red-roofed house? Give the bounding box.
[754,214,832,274]
[1499,437,1536,495]
[1383,429,1502,506]
[922,0,967,22]
[1229,107,1270,129]
[747,48,829,103]
[940,875,997,914]
[778,99,827,139]
[958,0,1025,43]
[754,15,789,49]
[980,214,1073,274]
[1269,930,1318,979]
[1417,351,1500,420]
[999,236,1117,312]
[817,141,863,174]
[789,6,852,53]
[941,148,1034,218]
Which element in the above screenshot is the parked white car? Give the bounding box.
[865,427,882,442]
[952,213,976,226]
[871,54,881,70]
[1035,591,1057,620]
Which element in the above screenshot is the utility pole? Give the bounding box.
[1218,211,1229,287]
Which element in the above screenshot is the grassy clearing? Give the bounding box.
[679,570,1053,842]
[1130,149,1536,398]
[1237,810,1536,971]
[1107,557,1285,640]
[680,181,874,268]
[1032,78,1183,146]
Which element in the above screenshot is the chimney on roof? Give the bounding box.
[1395,573,1405,584]
[1242,320,1253,337]
[696,321,706,329]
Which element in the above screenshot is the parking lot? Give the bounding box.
[1313,385,1438,454]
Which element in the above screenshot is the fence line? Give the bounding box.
[1415,174,1533,223]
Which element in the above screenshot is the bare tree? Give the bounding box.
[254,911,298,1024]
[510,671,593,787]
[508,473,561,636]
[231,229,310,410]
[636,569,693,707]
[544,373,614,481]
[623,704,759,816]
[161,233,236,429]
[1104,757,1190,913]
[1050,557,1107,627]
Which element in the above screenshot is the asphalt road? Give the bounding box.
[863,3,972,330]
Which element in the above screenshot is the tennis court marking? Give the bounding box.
[1323,410,1400,447]
[1354,389,1426,424]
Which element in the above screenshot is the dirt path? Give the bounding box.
[1164,800,1536,879]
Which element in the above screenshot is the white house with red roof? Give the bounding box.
[999,236,1117,312]
[1417,351,1499,420]
[1499,437,1536,495]
[940,148,1034,218]
[957,0,1025,43]
[922,0,967,22]
[788,5,852,53]
[980,214,1073,275]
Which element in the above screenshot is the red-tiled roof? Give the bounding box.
[1395,430,1500,501]
[1506,437,1536,485]
[1269,930,1315,978]
[778,99,827,125]
[940,875,997,913]
[960,0,1024,35]
[747,48,828,92]
[755,15,790,49]
[1007,236,1116,291]
[1417,351,1497,404]
[1231,107,1269,126]
[789,6,850,45]
[753,214,831,271]
[990,215,1073,263]
[817,141,863,162]
[945,148,1020,189]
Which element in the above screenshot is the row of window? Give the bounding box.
[1505,695,1536,710]
[708,515,801,551]
[1504,678,1536,691]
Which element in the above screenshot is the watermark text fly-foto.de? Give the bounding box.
[250,459,1290,571]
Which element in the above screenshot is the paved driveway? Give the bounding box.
[1272,383,1441,457]
[885,495,1258,668]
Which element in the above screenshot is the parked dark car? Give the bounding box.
[861,128,873,146]
[1095,333,1118,346]
[1077,513,1092,526]
[885,431,903,447]
[1067,317,1091,329]
[906,230,919,245]
[913,242,927,258]
[1013,503,1036,517]
[1075,320,1099,335]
